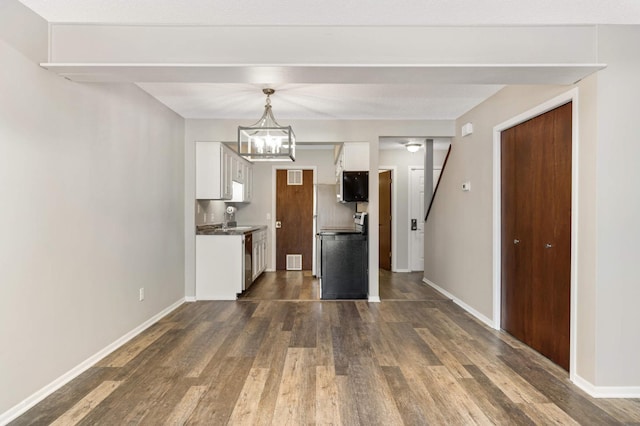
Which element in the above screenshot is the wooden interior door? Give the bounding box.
[501,102,572,370]
[276,169,314,270]
[379,170,392,270]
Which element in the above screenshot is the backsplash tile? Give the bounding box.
[195,199,226,225]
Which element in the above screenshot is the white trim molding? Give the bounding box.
[368,296,381,303]
[573,375,640,399]
[423,278,496,329]
[0,298,186,425]
[492,88,580,378]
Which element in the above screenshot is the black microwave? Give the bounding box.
[337,171,368,203]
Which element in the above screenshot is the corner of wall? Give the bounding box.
[0,0,48,63]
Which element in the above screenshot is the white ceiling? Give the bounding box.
[17,1,640,124]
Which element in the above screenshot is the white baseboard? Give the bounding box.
[0,298,186,426]
[422,278,497,329]
[392,268,411,273]
[185,296,196,302]
[195,295,237,301]
[368,296,381,303]
[572,374,640,398]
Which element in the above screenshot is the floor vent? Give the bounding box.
[286,254,303,270]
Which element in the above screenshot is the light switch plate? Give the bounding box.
[462,181,471,191]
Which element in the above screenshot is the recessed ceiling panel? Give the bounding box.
[135,83,504,120]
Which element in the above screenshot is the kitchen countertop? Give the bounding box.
[196,224,267,235]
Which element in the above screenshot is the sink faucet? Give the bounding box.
[224,205,236,230]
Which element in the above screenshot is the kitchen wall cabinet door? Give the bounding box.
[243,163,253,202]
[336,142,369,172]
[232,155,247,183]
[195,142,233,200]
[221,146,234,199]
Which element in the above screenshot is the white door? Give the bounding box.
[433,168,442,190]
[409,168,425,271]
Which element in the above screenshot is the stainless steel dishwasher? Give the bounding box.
[243,231,252,291]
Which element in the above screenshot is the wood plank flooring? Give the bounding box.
[11,271,640,425]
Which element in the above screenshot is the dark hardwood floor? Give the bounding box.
[11,271,640,425]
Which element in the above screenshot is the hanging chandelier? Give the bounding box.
[237,88,296,162]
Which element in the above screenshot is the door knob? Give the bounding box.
[275,221,282,229]
[545,243,553,248]
[513,239,520,245]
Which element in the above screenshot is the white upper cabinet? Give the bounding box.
[335,143,370,189]
[336,142,369,174]
[196,142,253,201]
[243,163,253,202]
[196,142,231,200]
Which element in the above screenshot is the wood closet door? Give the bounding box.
[501,102,572,371]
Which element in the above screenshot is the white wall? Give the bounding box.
[594,25,640,387]
[0,15,185,417]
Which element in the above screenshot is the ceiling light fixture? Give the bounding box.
[405,142,422,153]
[238,88,295,162]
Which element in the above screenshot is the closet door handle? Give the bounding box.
[545,243,553,249]
[513,239,520,245]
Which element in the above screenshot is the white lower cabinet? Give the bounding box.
[196,234,243,300]
[196,228,268,300]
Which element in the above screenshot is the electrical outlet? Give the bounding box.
[209,212,215,223]
[139,288,144,301]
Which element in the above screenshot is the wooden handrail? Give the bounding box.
[425,144,452,222]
